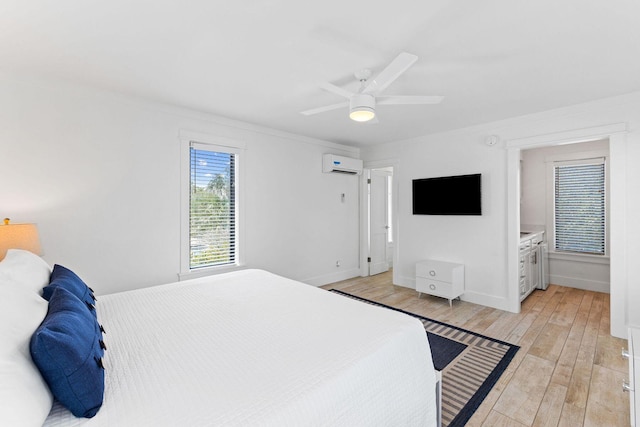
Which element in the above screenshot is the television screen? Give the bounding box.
[412,173,481,215]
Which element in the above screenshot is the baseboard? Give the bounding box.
[549,275,610,293]
[303,268,361,287]
[395,274,416,290]
[459,291,512,312]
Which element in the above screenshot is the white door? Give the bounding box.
[369,169,390,276]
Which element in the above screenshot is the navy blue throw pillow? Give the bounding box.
[30,287,105,418]
[43,265,96,317]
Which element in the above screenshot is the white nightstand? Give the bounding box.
[416,260,464,307]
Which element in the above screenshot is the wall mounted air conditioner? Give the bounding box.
[322,154,363,175]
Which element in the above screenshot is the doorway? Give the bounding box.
[361,163,396,278]
[368,167,393,275]
[520,140,610,296]
[506,123,627,338]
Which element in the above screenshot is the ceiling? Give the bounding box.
[2,0,640,147]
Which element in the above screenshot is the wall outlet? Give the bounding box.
[336,260,341,267]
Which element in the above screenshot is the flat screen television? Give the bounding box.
[412,173,481,215]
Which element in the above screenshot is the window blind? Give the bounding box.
[189,146,236,269]
[554,161,605,255]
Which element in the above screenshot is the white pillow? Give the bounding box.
[0,249,52,294]
[0,281,54,426]
[0,250,54,425]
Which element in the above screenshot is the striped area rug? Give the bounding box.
[330,290,519,427]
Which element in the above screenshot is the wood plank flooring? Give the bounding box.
[321,271,629,426]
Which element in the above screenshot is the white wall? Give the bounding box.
[0,75,361,295]
[366,128,510,310]
[362,91,640,338]
[520,140,610,293]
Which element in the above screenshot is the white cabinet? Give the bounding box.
[519,232,544,301]
[625,327,640,426]
[519,240,531,300]
[416,260,464,307]
[529,248,540,290]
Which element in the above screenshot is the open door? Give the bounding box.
[368,168,392,276]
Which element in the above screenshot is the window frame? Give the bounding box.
[545,150,609,258]
[179,131,245,279]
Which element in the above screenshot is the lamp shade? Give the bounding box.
[0,220,42,261]
[349,93,376,122]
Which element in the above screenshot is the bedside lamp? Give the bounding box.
[0,218,42,261]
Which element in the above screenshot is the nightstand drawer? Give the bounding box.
[416,261,455,282]
[416,277,454,297]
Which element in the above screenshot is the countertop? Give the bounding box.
[520,230,544,243]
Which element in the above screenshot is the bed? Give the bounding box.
[1,249,437,426]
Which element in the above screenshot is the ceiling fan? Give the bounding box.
[301,52,443,123]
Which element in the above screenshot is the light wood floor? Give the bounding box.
[322,271,629,427]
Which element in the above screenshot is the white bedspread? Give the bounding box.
[43,269,436,426]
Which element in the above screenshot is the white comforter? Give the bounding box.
[43,269,437,426]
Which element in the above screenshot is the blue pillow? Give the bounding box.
[42,265,97,317]
[30,287,105,418]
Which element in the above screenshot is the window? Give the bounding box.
[189,145,236,268]
[180,134,244,275]
[553,158,606,255]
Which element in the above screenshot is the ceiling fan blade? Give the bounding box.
[362,52,418,95]
[320,82,354,99]
[300,101,349,116]
[377,95,444,105]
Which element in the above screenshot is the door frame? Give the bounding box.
[368,168,392,276]
[360,159,399,279]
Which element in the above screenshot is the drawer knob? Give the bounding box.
[429,284,436,290]
[429,270,436,276]
[622,348,630,359]
[623,381,632,392]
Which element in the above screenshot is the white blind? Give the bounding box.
[554,160,605,255]
[189,146,236,269]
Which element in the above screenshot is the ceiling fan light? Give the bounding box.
[349,93,376,122]
[349,107,375,122]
